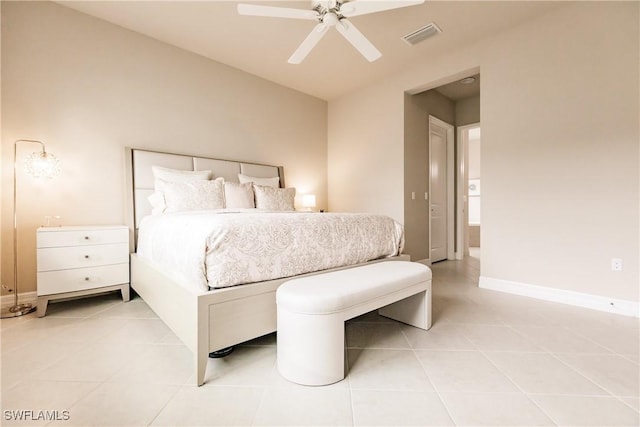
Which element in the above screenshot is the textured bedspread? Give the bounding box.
[137,210,404,291]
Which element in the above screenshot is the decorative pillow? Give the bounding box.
[224,182,255,209]
[238,173,280,188]
[162,178,225,213]
[253,185,296,211]
[149,166,212,214]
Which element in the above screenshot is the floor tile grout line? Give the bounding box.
[457,321,545,353]
[568,325,637,357]
[85,298,132,318]
[45,295,124,318]
[345,346,413,351]
[2,343,85,391]
[145,382,184,427]
[484,345,638,415]
[476,348,560,426]
[545,349,621,397]
[619,353,640,366]
[345,346,357,427]
[239,355,281,426]
[1,321,82,354]
[249,384,270,426]
[47,377,107,426]
[401,326,458,426]
[502,322,571,354]
[543,348,640,413]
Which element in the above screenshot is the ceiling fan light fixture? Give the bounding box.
[402,22,442,46]
[323,12,339,26]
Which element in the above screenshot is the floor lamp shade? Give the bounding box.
[1,140,61,318]
[24,151,61,179]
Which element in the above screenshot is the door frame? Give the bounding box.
[428,115,455,262]
[456,122,480,260]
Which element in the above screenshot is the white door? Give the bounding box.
[430,118,450,262]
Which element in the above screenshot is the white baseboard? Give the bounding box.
[1,291,37,309]
[479,276,640,318]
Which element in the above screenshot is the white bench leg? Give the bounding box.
[120,284,130,302]
[37,296,49,318]
[378,283,432,330]
[277,308,344,386]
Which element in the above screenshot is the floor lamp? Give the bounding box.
[1,140,60,318]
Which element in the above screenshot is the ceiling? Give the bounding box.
[56,1,564,101]
[435,73,480,101]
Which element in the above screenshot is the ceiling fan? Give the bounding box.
[237,0,425,64]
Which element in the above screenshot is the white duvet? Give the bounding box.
[137,209,404,291]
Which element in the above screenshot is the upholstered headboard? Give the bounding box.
[125,147,284,250]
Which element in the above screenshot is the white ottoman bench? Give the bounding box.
[276,261,432,386]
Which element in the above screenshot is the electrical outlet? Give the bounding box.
[411,192,415,200]
[611,258,623,272]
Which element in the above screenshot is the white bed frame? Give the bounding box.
[125,147,408,386]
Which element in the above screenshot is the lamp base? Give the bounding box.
[1,303,36,319]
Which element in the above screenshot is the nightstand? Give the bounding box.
[36,225,130,317]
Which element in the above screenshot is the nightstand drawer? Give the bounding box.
[37,263,129,296]
[37,227,128,248]
[37,243,129,272]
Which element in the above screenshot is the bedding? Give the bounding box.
[148,166,213,215]
[224,182,255,209]
[137,210,404,291]
[253,185,296,211]
[163,178,225,213]
[238,173,280,188]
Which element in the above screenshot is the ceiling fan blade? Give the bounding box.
[335,19,382,62]
[237,4,319,20]
[339,0,424,17]
[288,23,329,64]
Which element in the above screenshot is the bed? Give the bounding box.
[125,147,408,385]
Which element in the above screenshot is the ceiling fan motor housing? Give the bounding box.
[322,12,340,26]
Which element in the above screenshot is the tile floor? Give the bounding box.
[1,254,639,426]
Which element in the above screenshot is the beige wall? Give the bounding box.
[0,2,3,287]
[329,2,639,301]
[1,1,328,295]
[328,83,406,220]
[455,95,480,127]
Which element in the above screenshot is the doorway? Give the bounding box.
[402,71,480,266]
[456,123,481,260]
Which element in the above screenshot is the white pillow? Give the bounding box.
[224,182,255,209]
[253,185,296,211]
[149,166,212,214]
[147,191,166,216]
[238,173,280,188]
[163,178,225,213]
[152,165,211,180]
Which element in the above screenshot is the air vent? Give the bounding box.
[402,23,442,46]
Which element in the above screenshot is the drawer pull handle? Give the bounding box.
[84,255,90,259]
[84,236,90,240]
[84,277,90,281]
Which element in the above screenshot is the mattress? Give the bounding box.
[136,209,404,292]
